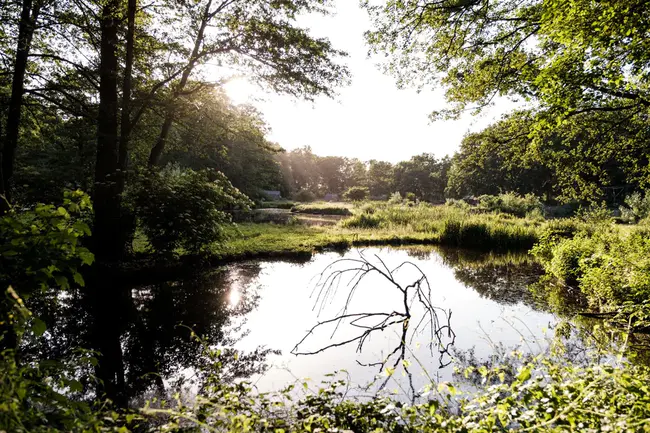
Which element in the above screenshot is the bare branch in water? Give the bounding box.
[292,251,456,387]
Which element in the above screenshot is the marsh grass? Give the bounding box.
[134,202,584,261]
[256,200,295,209]
[291,201,353,215]
[341,203,542,251]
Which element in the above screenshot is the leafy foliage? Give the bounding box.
[293,189,317,202]
[366,0,650,202]
[133,167,252,255]
[0,190,94,295]
[532,222,650,330]
[619,192,650,224]
[478,193,544,218]
[342,186,369,202]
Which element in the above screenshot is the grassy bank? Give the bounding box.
[132,202,568,265]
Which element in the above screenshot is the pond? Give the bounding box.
[230,247,556,399]
[29,246,604,404]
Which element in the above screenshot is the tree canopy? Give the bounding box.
[365,0,650,200]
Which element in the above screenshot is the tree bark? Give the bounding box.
[148,0,212,167]
[94,0,123,263]
[2,0,41,202]
[118,0,136,177]
[117,0,137,255]
[0,118,7,214]
[92,0,128,406]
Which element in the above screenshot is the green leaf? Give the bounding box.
[32,317,47,336]
[517,366,532,382]
[73,272,85,287]
[68,379,83,393]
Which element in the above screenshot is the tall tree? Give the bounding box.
[148,0,349,166]
[1,0,44,205]
[446,112,555,199]
[93,0,122,262]
[394,153,449,202]
[365,0,650,196]
[366,160,393,197]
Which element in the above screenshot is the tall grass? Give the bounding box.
[291,202,353,215]
[341,202,542,250]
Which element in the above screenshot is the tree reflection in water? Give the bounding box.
[22,263,278,405]
[403,246,544,307]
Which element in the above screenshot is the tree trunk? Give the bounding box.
[118,0,136,178]
[92,0,128,405]
[2,0,41,202]
[94,0,123,263]
[148,0,212,167]
[116,0,137,254]
[0,119,7,214]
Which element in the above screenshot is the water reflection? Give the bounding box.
[235,247,563,401]
[23,245,641,407]
[23,263,278,405]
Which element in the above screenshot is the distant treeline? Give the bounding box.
[268,107,645,204]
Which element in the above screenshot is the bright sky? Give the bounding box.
[223,0,514,163]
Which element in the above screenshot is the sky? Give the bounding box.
[223,0,514,163]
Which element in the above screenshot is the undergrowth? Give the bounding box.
[532,220,650,331]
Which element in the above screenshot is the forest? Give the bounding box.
[2,0,650,432]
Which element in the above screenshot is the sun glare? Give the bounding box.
[228,287,241,308]
[223,78,256,105]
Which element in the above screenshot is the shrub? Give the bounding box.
[134,167,252,255]
[388,192,403,204]
[445,198,471,210]
[478,192,543,217]
[359,202,380,214]
[532,222,650,313]
[575,202,613,225]
[405,192,416,202]
[256,201,295,209]
[293,189,316,202]
[619,191,650,223]
[343,186,369,202]
[0,190,94,295]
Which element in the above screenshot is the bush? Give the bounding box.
[133,167,252,255]
[532,222,650,314]
[359,202,381,214]
[0,190,94,295]
[619,191,650,223]
[576,202,613,225]
[293,189,316,202]
[256,201,295,209]
[405,192,416,202]
[445,198,471,211]
[388,192,403,204]
[478,192,543,217]
[343,186,369,202]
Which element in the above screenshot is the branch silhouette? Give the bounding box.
[292,251,456,389]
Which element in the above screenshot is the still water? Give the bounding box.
[34,246,590,403]
[221,247,555,397]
